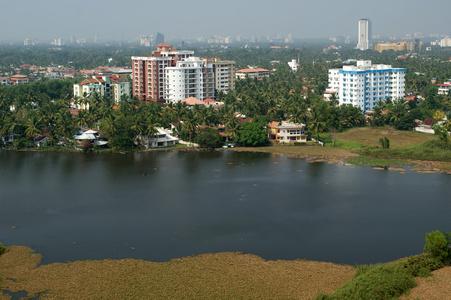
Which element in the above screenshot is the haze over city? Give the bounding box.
[1,0,450,42]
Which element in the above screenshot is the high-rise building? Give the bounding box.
[357,19,372,50]
[202,57,236,95]
[326,60,406,111]
[132,43,218,103]
[154,32,164,46]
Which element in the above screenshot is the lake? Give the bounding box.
[0,150,450,265]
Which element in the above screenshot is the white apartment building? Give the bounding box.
[327,60,406,111]
[440,37,451,47]
[164,57,213,103]
[357,19,372,50]
[288,59,298,72]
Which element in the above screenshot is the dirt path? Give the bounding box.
[0,246,355,300]
[400,266,451,300]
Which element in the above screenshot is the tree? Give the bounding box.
[25,116,42,146]
[195,127,223,150]
[329,127,339,147]
[237,122,268,146]
[308,111,326,142]
[432,124,450,144]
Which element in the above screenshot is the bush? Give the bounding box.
[405,253,444,277]
[424,230,450,262]
[318,263,416,300]
[379,137,390,149]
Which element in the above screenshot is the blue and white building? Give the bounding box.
[326,60,406,111]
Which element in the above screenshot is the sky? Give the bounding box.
[1,0,450,42]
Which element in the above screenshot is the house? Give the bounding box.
[0,76,10,86]
[1,133,20,147]
[10,75,29,85]
[438,81,451,95]
[33,134,50,147]
[141,128,179,148]
[268,121,307,143]
[73,129,101,147]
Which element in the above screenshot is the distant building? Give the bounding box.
[140,35,151,47]
[326,60,406,111]
[440,37,451,47]
[154,32,164,46]
[375,40,422,52]
[10,75,29,85]
[356,19,372,50]
[235,68,270,79]
[0,77,10,86]
[288,59,298,72]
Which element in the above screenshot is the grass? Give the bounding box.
[359,140,451,162]
[333,127,436,149]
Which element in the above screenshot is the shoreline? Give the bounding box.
[3,144,451,174]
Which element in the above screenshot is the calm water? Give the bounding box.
[0,150,450,265]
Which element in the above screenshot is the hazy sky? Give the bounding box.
[1,0,450,42]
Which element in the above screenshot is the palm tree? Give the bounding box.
[308,111,326,142]
[144,118,160,148]
[25,116,42,146]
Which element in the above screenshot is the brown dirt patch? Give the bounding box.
[0,246,355,300]
[400,266,451,300]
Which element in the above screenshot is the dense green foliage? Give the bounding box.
[195,127,223,149]
[1,45,451,151]
[237,122,269,146]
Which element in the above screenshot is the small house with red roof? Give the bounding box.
[181,97,206,106]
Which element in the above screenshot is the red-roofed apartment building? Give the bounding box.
[132,43,215,104]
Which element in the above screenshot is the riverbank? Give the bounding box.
[0,246,355,300]
[227,145,451,175]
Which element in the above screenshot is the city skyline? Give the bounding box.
[1,0,450,42]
